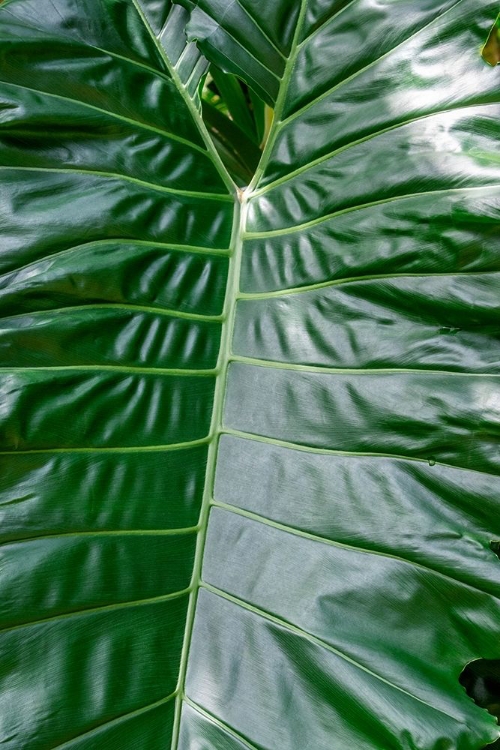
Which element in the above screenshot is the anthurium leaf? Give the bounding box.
[1,1,500,750]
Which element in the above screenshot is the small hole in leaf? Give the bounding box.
[491,541,500,560]
[460,659,500,719]
[482,15,500,66]
[460,660,500,748]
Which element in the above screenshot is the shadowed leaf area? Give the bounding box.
[461,660,500,749]
[482,15,500,65]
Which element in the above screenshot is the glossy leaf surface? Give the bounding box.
[1,1,500,749]
[0,0,232,746]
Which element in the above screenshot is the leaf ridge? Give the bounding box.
[279,0,467,128]
[210,500,500,599]
[245,185,500,238]
[0,365,218,376]
[131,0,236,194]
[185,5,281,81]
[295,0,361,49]
[1,238,229,284]
[49,692,178,750]
[222,427,497,475]
[223,0,287,60]
[3,304,223,323]
[0,165,232,201]
[0,3,175,86]
[182,696,261,750]
[2,528,199,545]
[249,0,308,188]
[252,101,500,197]
[0,80,210,156]
[0,588,191,635]
[0,436,211,455]
[236,270,500,299]
[229,355,500,378]
[200,582,469,726]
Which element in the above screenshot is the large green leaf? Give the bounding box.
[0,1,500,748]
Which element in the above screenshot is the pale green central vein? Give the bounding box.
[170,193,247,748]
[168,2,308,742]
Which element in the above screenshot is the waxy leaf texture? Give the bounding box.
[0,1,499,748]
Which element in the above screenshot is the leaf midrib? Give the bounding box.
[156,1,311,744]
[123,5,247,746]
[169,191,246,747]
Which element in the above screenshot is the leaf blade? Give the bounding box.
[179,1,500,748]
[0,1,234,747]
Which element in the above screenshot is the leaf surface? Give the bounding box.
[177,1,500,748]
[0,0,232,746]
[0,1,500,749]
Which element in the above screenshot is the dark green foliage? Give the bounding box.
[0,1,499,748]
